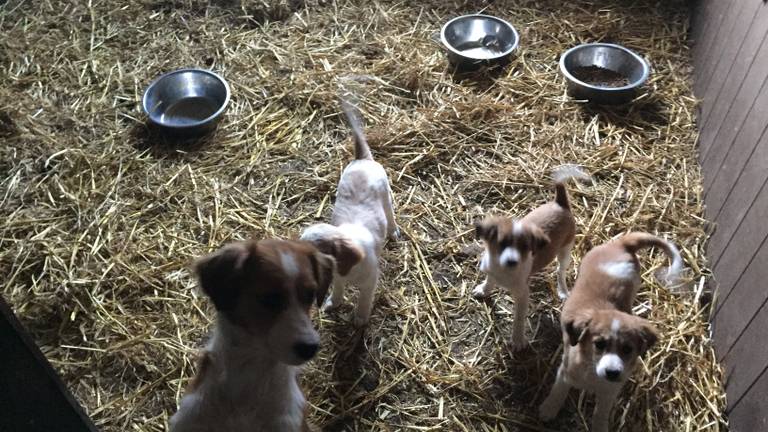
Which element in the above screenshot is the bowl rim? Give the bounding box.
[142,68,231,129]
[559,43,650,92]
[440,14,519,60]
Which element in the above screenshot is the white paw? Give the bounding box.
[321,297,342,313]
[538,399,560,422]
[472,283,489,298]
[557,288,569,301]
[389,227,401,241]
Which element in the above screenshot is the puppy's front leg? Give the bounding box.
[353,267,379,327]
[322,280,345,312]
[472,276,495,298]
[539,364,570,421]
[556,241,574,300]
[510,283,530,351]
[592,386,620,432]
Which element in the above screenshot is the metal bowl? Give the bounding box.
[440,14,519,69]
[142,68,230,135]
[560,43,650,105]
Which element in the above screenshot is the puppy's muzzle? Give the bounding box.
[293,342,320,361]
[504,258,518,268]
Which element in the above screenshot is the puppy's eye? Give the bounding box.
[621,343,633,356]
[594,339,607,351]
[259,293,287,311]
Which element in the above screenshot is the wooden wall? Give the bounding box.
[691,0,768,430]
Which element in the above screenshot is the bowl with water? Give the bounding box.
[142,68,230,136]
[439,14,519,69]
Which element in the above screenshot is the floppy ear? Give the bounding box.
[529,225,550,254]
[307,236,365,276]
[637,321,659,356]
[564,313,591,347]
[474,219,498,242]
[193,242,252,312]
[311,251,335,308]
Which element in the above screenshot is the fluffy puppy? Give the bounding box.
[539,232,684,432]
[169,238,334,432]
[300,99,398,327]
[473,166,589,350]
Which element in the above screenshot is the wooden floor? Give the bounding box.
[692,0,768,430]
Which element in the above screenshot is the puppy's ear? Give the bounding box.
[529,225,550,254]
[564,313,591,346]
[637,320,659,356]
[474,219,498,242]
[308,236,365,276]
[311,251,335,308]
[193,242,252,312]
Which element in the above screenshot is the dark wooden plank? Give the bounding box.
[703,76,768,192]
[723,300,768,412]
[694,0,738,96]
[705,110,768,224]
[695,0,751,97]
[697,1,766,126]
[710,179,768,313]
[728,366,768,430]
[713,239,768,358]
[0,295,99,432]
[697,35,768,164]
[691,0,722,61]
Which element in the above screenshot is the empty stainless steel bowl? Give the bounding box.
[440,14,519,68]
[142,68,230,135]
[560,43,650,105]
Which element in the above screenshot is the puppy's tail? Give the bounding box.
[340,97,373,161]
[620,232,685,290]
[551,165,591,210]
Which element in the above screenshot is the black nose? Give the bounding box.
[293,342,319,360]
[505,259,518,268]
[605,369,621,382]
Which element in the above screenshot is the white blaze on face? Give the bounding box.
[611,318,620,335]
[600,261,637,280]
[280,251,299,282]
[596,353,624,379]
[499,246,521,267]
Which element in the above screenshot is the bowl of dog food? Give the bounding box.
[142,68,230,136]
[439,14,519,69]
[560,43,650,105]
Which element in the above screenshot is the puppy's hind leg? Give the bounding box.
[539,363,571,421]
[556,240,574,300]
[353,266,379,327]
[384,185,400,240]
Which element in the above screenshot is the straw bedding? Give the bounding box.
[0,0,725,430]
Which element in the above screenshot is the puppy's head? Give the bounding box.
[474,217,550,271]
[194,239,334,366]
[300,223,365,276]
[563,309,658,383]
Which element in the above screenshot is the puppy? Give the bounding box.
[473,166,589,350]
[169,238,334,432]
[300,99,398,327]
[539,232,684,432]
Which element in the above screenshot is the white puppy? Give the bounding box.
[300,99,398,327]
[473,166,589,351]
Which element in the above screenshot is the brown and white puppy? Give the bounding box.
[539,232,684,432]
[300,99,398,327]
[169,239,334,432]
[473,166,589,350]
